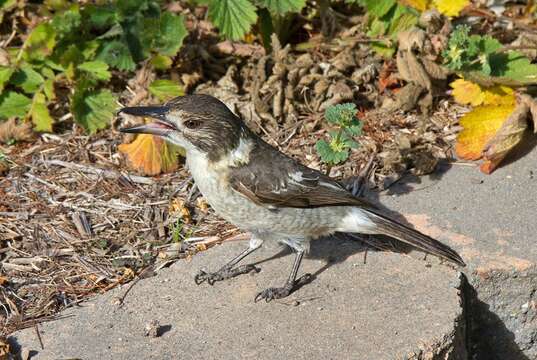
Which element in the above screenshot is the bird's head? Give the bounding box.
[119,94,246,161]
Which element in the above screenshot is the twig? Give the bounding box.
[42,159,154,185]
[116,266,153,307]
[34,323,44,350]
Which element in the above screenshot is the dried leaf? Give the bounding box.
[455,102,516,160]
[169,198,191,223]
[119,134,182,176]
[0,337,10,358]
[196,197,209,214]
[0,118,34,144]
[450,79,515,107]
[481,95,537,173]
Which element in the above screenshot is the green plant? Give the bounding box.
[170,218,184,243]
[444,25,537,86]
[316,103,362,166]
[204,0,306,45]
[0,1,186,134]
[352,0,419,57]
[169,218,195,243]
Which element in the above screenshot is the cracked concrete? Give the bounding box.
[381,144,537,359]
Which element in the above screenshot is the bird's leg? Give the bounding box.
[254,250,313,302]
[194,246,261,285]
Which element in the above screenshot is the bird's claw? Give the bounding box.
[254,273,314,303]
[254,286,291,303]
[194,264,260,285]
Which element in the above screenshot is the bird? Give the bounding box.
[119,94,465,302]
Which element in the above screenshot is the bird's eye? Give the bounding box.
[184,119,200,129]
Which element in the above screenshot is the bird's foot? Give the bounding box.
[194,264,260,285]
[254,273,313,302]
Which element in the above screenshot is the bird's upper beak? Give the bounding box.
[118,105,176,136]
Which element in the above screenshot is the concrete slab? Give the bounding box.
[11,239,464,360]
[380,145,537,359]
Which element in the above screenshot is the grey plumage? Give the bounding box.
[119,94,465,301]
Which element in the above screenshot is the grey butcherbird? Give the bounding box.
[119,94,465,302]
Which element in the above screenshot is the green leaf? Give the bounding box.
[85,4,118,29]
[0,91,32,119]
[367,18,387,37]
[208,0,258,40]
[50,5,81,38]
[150,54,173,70]
[43,78,56,100]
[97,40,136,71]
[491,52,537,85]
[117,0,153,17]
[387,9,418,37]
[149,79,184,101]
[72,89,117,134]
[78,61,111,81]
[346,123,363,136]
[31,92,54,132]
[153,13,187,56]
[11,65,45,93]
[316,138,350,165]
[478,36,502,55]
[23,23,56,62]
[316,139,333,162]
[0,66,14,93]
[325,103,357,126]
[363,0,396,17]
[259,0,306,14]
[97,23,123,40]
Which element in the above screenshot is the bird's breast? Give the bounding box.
[185,151,353,237]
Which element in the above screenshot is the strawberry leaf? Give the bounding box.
[72,88,117,134]
[208,0,258,41]
[0,91,32,119]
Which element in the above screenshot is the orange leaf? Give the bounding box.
[398,0,429,11]
[119,134,183,176]
[455,102,516,160]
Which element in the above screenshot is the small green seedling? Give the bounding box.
[316,103,362,166]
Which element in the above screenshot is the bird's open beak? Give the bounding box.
[118,105,176,136]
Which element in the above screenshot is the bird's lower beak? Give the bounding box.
[118,105,176,136]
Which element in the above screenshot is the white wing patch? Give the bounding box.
[319,181,344,191]
[338,207,377,234]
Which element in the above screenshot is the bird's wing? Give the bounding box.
[228,142,377,209]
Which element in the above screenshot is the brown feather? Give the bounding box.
[229,138,377,210]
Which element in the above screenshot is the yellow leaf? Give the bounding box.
[398,0,429,11]
[481,95,535,174]
[432,0,469,17]
[455,103,516,160]
[119,134,182,176]
[450,79,515,107]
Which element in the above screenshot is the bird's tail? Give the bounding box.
[365,210,465,267]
